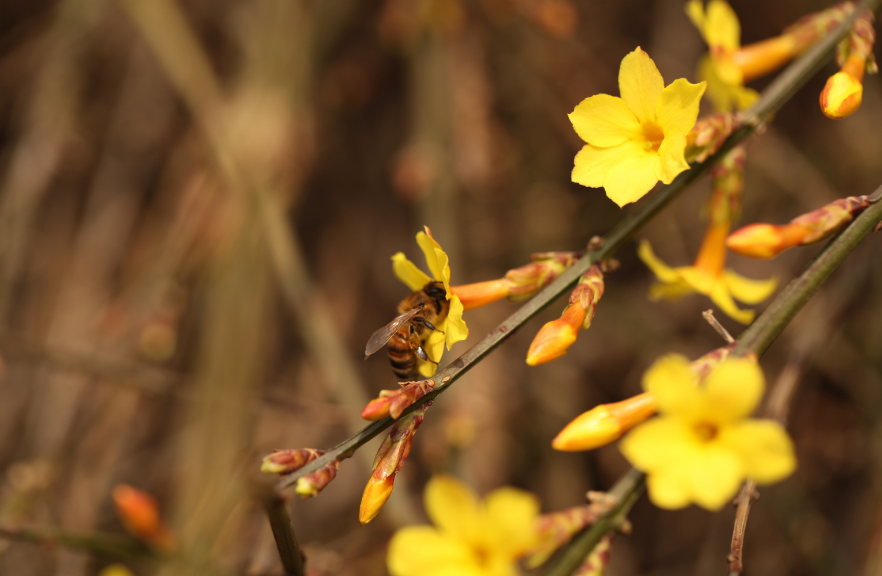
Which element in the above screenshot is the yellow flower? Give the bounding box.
[637,218,776,324]
[391,227,469,376]
[621,355,796,510]
[569,47,706,207]
[387,475,539,576]
[687,0,759,112]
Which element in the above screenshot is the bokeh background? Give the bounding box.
[0,0,880,574]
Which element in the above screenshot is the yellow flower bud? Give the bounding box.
[359,474,396,525]
[552,393,658,451]
[820,69,863,119]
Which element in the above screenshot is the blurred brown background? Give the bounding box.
[0,0,880,574]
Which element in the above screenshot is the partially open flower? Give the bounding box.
[569,48,706,206]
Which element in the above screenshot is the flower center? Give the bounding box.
[641,122,665,152]
[694,422,719,442]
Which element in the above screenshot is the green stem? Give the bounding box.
[273,0,876,492]
[0,525,155,558]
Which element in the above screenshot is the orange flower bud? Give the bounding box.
[526,266,604,366]
[728,196,872,258]
[552,393,657,451]
[359,405,429,522]
[260,448,324,475]
[112,485,174,551]
[726,222,809,258]
[294,461,340,499]
[359,474,396,525]
[360,380,434,421]
[450,279,511,311]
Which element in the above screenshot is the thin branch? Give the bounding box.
[0,525,155,559]
[259,488,305,576]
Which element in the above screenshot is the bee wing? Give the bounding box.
[364,308,421,358]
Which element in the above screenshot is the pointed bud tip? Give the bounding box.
[359,475,396,524]
[526,319,579,366]
[552,406,622,451]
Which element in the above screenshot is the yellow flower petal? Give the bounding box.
[481,487,540,557]
[618,47,664,124]
[687,443,744,510]
[416,230,447,285]
[444,295,468,350]
[424,475,482,545]
[648,278,695,301]
[723,270,777,304]
[655,130,690,184]
[707,279,755,324]
[419,328,445,377]
[702,358,764,422]
[388,526,478,576]
[705,0,740,50]
[572,142,639,189]
[393,252,433,292]
[645,461,694,509]
[656,78,706,136]
[637,240,681,284]
[569,94,642,147]
[718,420,796,483]
[620,416,700,472]
[603,149,660,206]
[641,355,701,416]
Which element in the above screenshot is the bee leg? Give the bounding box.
[415,317,445,335]
[415,346,439,365]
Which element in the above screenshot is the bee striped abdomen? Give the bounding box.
[387,329,421,380]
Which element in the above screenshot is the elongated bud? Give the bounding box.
[526,505,603,568]
[685,113,737,164]
[359,405,429,524]
[526,266,604,366]
[361,379,435,421]
[574,534,614,575]
[504,252,582,301]
[112,485,174,551]
[727,195,872,258]
[706,145,746,227]
[260,448,324,475]
[553,345,733,451]
[552,393,657,451]
[295,461,340,499]
[821,9,875,118]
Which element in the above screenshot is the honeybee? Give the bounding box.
[365,281,449,381]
